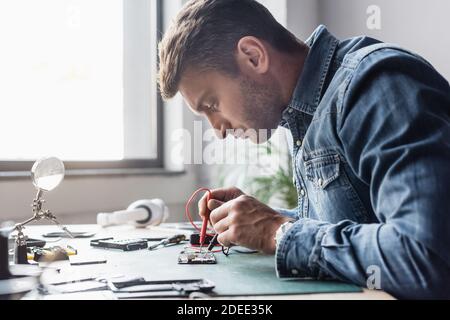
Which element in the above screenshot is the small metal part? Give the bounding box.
[178,250,216,264]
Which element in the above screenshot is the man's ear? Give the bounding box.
[236,36,269,75]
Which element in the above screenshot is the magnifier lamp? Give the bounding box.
[0,157,72,298]
[13,157,73,264]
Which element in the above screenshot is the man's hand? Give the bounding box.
[198,187,245,221]
[200,188,292,254]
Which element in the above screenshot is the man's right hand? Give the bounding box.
[198,187,244,222]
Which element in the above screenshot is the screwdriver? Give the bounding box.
[148,234,186,250]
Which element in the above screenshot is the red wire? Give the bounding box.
[185,187,215,237]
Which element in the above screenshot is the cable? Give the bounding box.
[222,246,230,256]
[185,188,215,237]
[229,247,258,254]
[185,188,226,254]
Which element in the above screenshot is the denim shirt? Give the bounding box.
[275,25,450,299]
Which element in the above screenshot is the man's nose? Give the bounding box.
[212,123,227,139]
[206,115,228,139]
[215,127,227,139]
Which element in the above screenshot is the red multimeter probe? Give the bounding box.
[199,191,211,245]
[185,188,214,244]
[200,192,211,245]
[185,188,224,253]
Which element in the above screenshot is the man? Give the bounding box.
[158,0,450,299]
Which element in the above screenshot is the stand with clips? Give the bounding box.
[13,189,73,264]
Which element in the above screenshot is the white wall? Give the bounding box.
[287,0,319,40]
[287,0,450,80]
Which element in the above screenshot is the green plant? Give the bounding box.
[250,159,297,209]
[213,131,297,209]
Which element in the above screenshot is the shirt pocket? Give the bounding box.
[305,153,342,190]
[304,150,369,223]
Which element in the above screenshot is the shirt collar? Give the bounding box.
[284,25,339,117]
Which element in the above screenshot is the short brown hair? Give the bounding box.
[158,0,300,100]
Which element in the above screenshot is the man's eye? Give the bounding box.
[199,103,217,114]
[202,105,212,112]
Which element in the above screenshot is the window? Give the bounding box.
[0,0,162,174]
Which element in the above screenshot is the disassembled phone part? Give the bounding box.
[90,238,148,251]
[178,249,217,264]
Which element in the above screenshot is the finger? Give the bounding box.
[197,192,210,219]
[207,199,223,211]
[209,200,234,225]
[217,230,234,247]
[209,187,243,203]
[197,187,240,220]
[213,214,232,234]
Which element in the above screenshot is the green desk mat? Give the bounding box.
[126,245,362,296]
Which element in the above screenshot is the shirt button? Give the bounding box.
[288,108,294,114]
[296,139,302,147]
[291,269,299,275]
[317,178,323,187]
[300,189,305,197]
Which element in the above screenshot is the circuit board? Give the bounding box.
[178,250,216,264]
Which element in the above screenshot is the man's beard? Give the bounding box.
[238,75,283,143]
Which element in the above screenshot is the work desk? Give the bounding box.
[19,224,394,300]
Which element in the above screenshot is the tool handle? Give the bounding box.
[165,234,186,244]
[199,192,211,245]
[199,218,208,245]
[149,234,186,250]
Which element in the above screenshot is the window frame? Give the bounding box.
[0,0,164,177]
